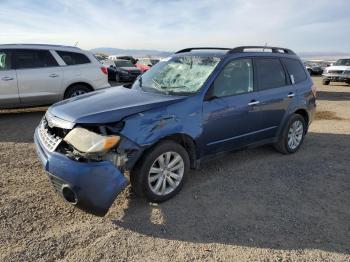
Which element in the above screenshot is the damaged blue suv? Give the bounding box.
[34,46,316,216]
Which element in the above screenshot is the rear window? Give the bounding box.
[56,51,90,65]
[14,49,58,69]
[255,58,286,90]
[282,58,307,84]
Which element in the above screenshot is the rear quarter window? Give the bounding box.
[282,58,307,84]
[56,51,90,65]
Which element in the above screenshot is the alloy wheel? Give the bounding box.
[148,151,184,196]
[287,120,304,150]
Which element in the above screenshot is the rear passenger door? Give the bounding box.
[0,49,19,108]
[14,49,63,106]
[254,57,296,139]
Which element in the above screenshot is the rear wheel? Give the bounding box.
[64,85,92,99]
[131,141,190,202]
[274,114,306,154]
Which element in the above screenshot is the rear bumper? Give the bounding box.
[34,128,128,216]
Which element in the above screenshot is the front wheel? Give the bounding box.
[274,114,306,154]
[131,141,190,203]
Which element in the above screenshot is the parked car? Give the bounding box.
[114,55,150,73]
[0,44,110,109]
[305,64,323,76]
[34,46,316,216]
[322,58,350,85]
[113,59,141,82]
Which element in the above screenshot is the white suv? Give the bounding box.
[0,44,110,109]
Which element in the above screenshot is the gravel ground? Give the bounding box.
[0,77,349,261]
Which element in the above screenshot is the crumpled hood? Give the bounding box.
[49,87,185,124]
[325,65,350,71]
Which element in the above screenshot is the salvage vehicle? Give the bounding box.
[0,44,110,109]
[34,46,316,216]
[322,58,350,85]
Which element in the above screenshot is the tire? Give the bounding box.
[64,85,92,99]
[274,114,307,154]
[322,79,330,85]
[130,141,190,203]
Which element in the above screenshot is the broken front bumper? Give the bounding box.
[34,128,128,216]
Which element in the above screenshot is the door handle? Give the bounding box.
[1,76,14,81]
[49,74,59,78]
[248,100,260,106]
[287,92,295,98]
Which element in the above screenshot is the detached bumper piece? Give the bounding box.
[34,128,128,216]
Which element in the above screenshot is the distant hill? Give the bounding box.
[90,47,172,57]
[298,51,350,61]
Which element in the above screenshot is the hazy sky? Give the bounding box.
[0,0,349,52]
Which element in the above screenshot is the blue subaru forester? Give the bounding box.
[34,46,316,216]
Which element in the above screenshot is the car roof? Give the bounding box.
[0,44,82,52]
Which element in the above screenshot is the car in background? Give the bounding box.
[305,64,323,76]
[115,55,150,73]
[322,58,350,85]
[113,59,141,82]
[0,44,110,109]
[34,46,316,216]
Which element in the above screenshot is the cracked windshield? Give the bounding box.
[133,55,221,95]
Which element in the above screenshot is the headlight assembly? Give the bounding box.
[64,127,120,153]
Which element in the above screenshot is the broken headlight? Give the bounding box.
[64,127,120,153]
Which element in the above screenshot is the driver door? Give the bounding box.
[202,58,262,155]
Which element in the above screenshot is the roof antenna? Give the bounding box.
[263,43,267,52]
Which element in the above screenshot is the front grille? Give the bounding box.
[38,117,62,152]
[48,174,65,192]
[328,70,344,74]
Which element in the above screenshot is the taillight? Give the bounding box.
[311,84,317,98]
[100,67,108,75]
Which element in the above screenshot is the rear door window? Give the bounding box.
[56,51,90,65]
[255,58,287,90]
[0,50,13,70]
[14,49,59,69]
[282,58,307,84]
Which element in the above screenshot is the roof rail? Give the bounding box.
[229,46,295,55]
[175,47,231,54]
[0,44,80,49]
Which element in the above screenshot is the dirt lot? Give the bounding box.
[0,77,349,261]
